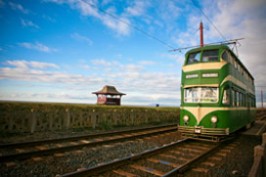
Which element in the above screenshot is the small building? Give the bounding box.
[92,85,126,105]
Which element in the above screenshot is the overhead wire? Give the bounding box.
[169,38,244,52]
[190,0,227,41]
[79,0,175,50]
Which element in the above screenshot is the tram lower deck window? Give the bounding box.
[222,89,230,105]
[184,87,218,103]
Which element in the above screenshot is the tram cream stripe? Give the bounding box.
[180,106,256,111]
[182,62,226,72]
[180,107,255,124]
[220,75,254,94]
[183,84,219,88]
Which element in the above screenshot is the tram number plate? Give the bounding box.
[195,129,201,133]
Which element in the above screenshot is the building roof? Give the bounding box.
[92,85,126,96]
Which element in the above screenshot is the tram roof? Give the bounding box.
[185,44,254,80]
[186,44,230,53]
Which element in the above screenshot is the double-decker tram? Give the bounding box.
[178,44,256,141]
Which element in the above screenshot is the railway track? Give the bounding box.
[0,124,177,163]
[57,138,228,177]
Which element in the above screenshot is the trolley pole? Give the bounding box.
[200,22,204,47]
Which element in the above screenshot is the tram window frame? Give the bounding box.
[241,67,244,75]
[222,51,230,62]
[236,91,239,106]
[222,88,230,105]
[231,90,235,106]
[202,50,219,62]
[184,87,219,103]
[239,93,243,106]
[187,52,201,65]
[251,97,254,107]
[233,90,238,107]
[250,97,254,107]
[228,52,233,64]
[238,92,241,106]
[247,96,251,107]
[233,57,237,69]
[243,94,246,107]
[222,51,227,61]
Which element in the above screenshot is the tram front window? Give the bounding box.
[202,50,219,62]
[187,52,201,64]
[184,87,218,103]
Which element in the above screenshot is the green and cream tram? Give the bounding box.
[178,44,256,141]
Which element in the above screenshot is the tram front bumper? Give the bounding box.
[178,125,229,136]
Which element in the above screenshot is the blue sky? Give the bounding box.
[0,0,266,106]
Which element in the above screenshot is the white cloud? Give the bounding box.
[42,14,56,23]
[6,60,59,69]
[9,2,29,14]
[19,42,57,53]
[160,52,184,65]
[91,59,118,67]
[126,0,149,16]
[0,59,180,105]
[202,0,266,88]
[76,0,100,17]
[0,91,93,103]
[75,0,131,35]
[46,0,137,36]
[99,15,130,36]
[138,60,155,66]
[0,59,103,84]
[151,1,188,35]
[158,1,182,20]
[171,0,266,105]
[71,33,93,45]
[21,19,39,29]
[172,0,266,85]
[89,58,180,98]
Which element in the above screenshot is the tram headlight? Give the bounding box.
[211,116,218,123]
[183,115,189,122]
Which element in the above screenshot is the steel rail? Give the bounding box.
[58,139,189,177]
[162,142,221,176]
[57,138,232,177]
[0,123,177,149]
[0,124,177,163]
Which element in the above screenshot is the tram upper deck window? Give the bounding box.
[202,50,219,62]
[184,87,218,103]
[187,52,201,64]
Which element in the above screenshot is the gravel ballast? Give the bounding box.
[0,131,180,177]
[0,128,263,177]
